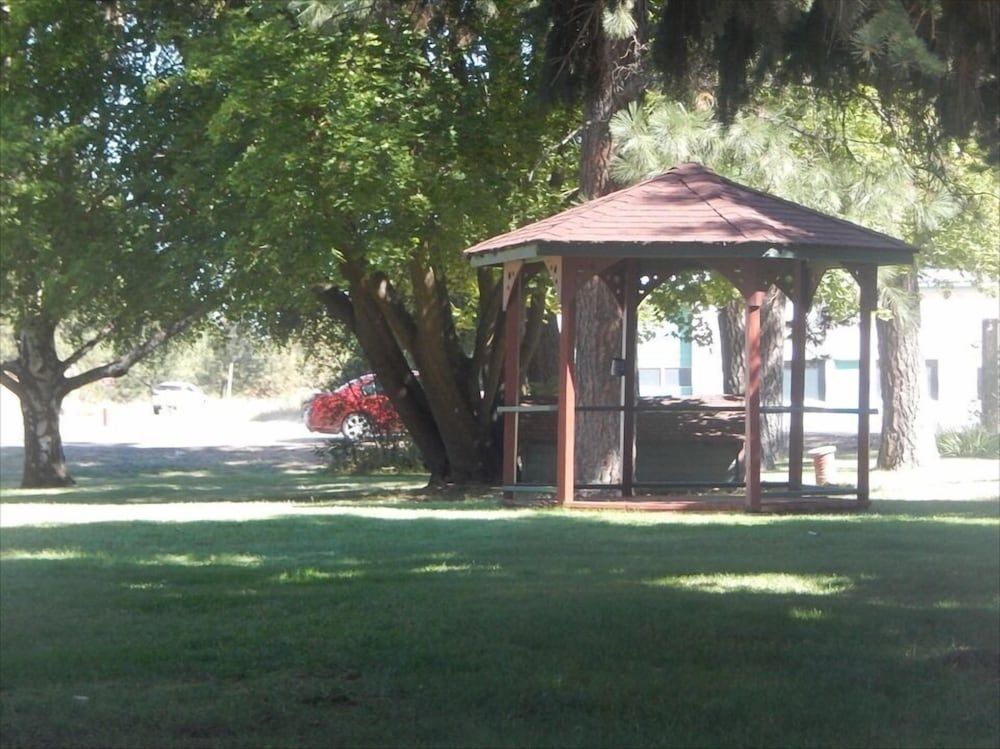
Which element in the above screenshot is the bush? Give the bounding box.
[315,433,424,474]
[936,426,1000,458]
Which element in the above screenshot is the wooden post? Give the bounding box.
[556,261,577,504]
[789,262,808,489]
[745,288,766,511]
[622,260,639,497]
[982,319,1000,431]
[502,263,522,500]
[857,265,876,507]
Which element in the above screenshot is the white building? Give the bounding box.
[637,273,999,433]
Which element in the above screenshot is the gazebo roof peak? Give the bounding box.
[465,162,917,266]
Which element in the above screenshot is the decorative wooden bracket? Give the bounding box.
[770,260,836,312]
[502,260,523,311]
[710,260,772,300]
[544,257,562,304]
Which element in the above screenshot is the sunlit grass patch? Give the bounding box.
[121,581,167,591]
[273,567,335,583]
[409,561,503,575]
[647,572,853,596]
[1,547,99,562]
[138,552,264,568]
[789,606,827,620]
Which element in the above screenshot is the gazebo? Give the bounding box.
[465,163,918,511]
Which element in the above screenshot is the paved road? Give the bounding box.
[0,399,326,486]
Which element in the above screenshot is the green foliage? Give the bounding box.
[937,427,1000,459]
[610,89,999,338]
[850,0,946,76]
[0,1,217,344]
[173,4,572,331]
[315,434,424,474]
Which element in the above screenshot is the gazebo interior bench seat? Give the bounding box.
[518,395,744,486]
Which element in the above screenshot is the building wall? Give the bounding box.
[637,278,998,432]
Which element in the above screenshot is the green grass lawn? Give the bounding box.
[1,460,998,747]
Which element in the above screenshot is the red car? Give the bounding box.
[305,374,402,439]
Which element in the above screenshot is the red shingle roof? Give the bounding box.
[464,163,916,262]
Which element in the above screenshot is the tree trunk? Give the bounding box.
[982,319,999,431]
[327,256,503,485]
[523,296,559,393]
[719,290,785,469]
[574,275,623,486]
[571,5,644,491]
[719,299,745,395]
[330,270,452,482]
[11,320,73,487]
[877,269,935,469]
[406,257,500,483]
[760,288,786,469]
[19,386,71,488]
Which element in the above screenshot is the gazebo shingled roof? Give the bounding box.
[465,162,918,512]
[466,162,915,264]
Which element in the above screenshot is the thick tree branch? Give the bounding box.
[59,313,199,395]
[0,365,24,398]
[59,326,114,373]
[471,268,502,381]
[368,271,418,352]
[312,283,356,332]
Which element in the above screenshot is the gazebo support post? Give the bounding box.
[744,287,767,511]
[555,260,578,504]
[788,262,809,489]
[856,265,877,507]
[622,260,639,497]
[502,263,522,500]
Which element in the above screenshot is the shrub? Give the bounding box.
[936,426,1000,458]
[315,433,424,474]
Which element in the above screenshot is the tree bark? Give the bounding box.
[719,299,745,395]
[982,319,999,431]
[571,3,644,491]
[406,256,500,482]
[719,290,785,469]
[324,268,451,483]
[522,289,560,392]
[877,269,935,469]
[574,275,623,486]
[10,321,73,488]
[325,255,504,485]
[760,288,787,469]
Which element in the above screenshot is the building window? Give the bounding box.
[782,360,827,401]
[638,368,661,390]
[925,359,939,401]
[638,367,693,396]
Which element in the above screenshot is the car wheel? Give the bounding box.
[341,412,373,441]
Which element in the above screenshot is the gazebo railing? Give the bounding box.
[498,400,878,497]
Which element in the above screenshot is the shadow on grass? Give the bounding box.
[1,507,998,748]
[0,444,430,504]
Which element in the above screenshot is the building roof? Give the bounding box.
[465,163,917,267]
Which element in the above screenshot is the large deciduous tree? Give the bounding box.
[0,1,219,487]
[172,3,574,484]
